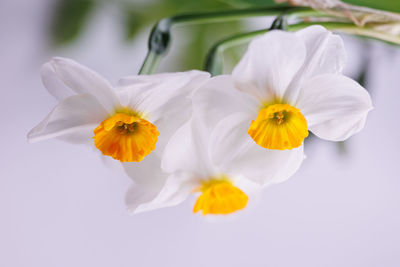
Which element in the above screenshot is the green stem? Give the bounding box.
[138,6,313,74]
[138,51,162,75]
[290,22,400,45]
[205,30,268,76]
[168,6,311,25]
[205,21,400,75]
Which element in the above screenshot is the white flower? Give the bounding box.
[190,25,373,185]
[124,115,264,215]
[28,57,210,162]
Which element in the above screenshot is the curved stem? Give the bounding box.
[139,51,162,75]
[138,6,313,74]
[205,21,400,75]
[168,6,310,25]
[290,22,400,45]
[205,30,268,76]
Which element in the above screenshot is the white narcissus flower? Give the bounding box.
[191,25,373,185]
[28,57,210,162]
[124,114,265,215]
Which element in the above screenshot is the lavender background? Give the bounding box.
[2,0,400,266]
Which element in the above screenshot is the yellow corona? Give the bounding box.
[93,112,159,162]
[248,103,309,150]
[193,177,248,215]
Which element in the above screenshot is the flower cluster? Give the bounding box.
[28,26,372,216]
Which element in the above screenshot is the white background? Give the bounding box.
[1,0,400,266]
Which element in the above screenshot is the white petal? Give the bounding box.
[149,94,192,154]
[309,112,370,141]
[47,57,120,113]
[118,71,209,154]
[119,71,208,86]
[210,113,305,185]
[227,145,305,185]
[41,62,74,101]
[193,75,259,133]
[118,71,210,117]
[123,154,193,214]
[161,119,214,178]
[296,74,373,141]
[209,112,254,167]
[232,30,306,101]
[231,175,263,196]
[125,184,165,214]
[123,151,165,186]
[296,25,346,76]
[27,93,107,144]
[284,25,347,102]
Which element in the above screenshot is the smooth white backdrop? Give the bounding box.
[1,0,400,266]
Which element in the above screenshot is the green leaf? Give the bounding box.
[51,0,95,45]
[124,9,147,41]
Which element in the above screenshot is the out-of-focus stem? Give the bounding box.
[205,21,400,75]
[205,30,268,76]
[139,6,400,75]
[168,6,311,25]
[138,6,313,75]
[138,51,162,75]
[290,22,400,45]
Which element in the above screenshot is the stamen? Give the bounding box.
[275,111,284,125]
[193,177,248,215]
[248,103,308,150]
[93,112,159,162]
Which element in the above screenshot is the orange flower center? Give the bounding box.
[248,103,308,150]
[93,112,159,162]
[193,177,248,215]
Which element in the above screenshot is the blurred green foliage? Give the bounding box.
[50,0,399,70]
[51,0,94,45]
[50,0,400,46]
[122,0,238,42]
[343,0,400,12]
[51,0,249,70]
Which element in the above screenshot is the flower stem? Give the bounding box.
[205,30,268,76]
[291,22,400,45]
[138,51,163,75]
[138,6,313,75]
[167,6,310,25]
[269,13,288,31]
[205,21,400,75]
